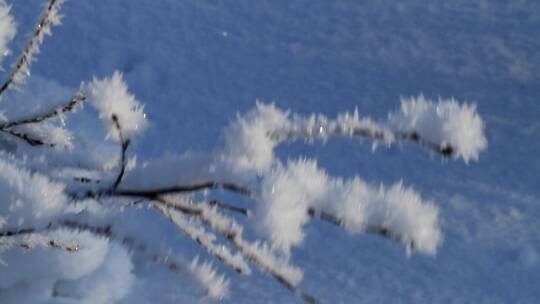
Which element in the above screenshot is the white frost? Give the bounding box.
[189,257,230,300]
[388,95,487,162]
[86,71,147,141]
[257,159,441,255]
[222,101,289,175]
[0,1,16,68]
[222,99,487,177]
[2,0,65,88]
[0,158,66,230]
[257,159,327,254]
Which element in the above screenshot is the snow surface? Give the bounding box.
[2,0,540,303]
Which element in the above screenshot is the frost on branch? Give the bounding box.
[189,257,230,300]
[257,159,441,256]
[0,158,66,230]
[222,101,289,175]
[86,71,147,142]
[257,159,327,254]
[0,0,65,96]
[388,95,487,162]
[0,1,16,68]
[222,98,487,175]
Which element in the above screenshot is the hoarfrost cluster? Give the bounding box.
[0,1,487,303]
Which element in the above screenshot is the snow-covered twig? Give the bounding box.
[154,203,251,274]
[0,0,65,97]
[116,182,252,197]
[274,126,454,157]
[0,93,83,147]
[307,208,414,249]
[208,199,251,216]
[0,128,49,146]
[66,181,252,203]
[0,93,85,129]
[152,196,317,304]
[0,234,79,252]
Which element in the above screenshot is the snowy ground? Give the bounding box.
[5,0,540,303]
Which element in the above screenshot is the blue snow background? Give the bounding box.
[6,0,540,303]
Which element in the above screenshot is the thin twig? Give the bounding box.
[0,238,80,252]
[208,199,250,216]
[114,182,252,198]
[153,196,319,304]
[73,176,100,184]
[307,207,414,249]
[0,94,85,129]
[396,131,454,157]
[0,0,64,98]
[274,126,455,158]
[111,115,130,190]
[0,93,84,147]
[0,227,36,237]
[0,128,50,146]
[154,204,249,274]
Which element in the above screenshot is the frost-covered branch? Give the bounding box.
[67,181,252,202]
[208,199,251,216]
[0,93,84,129]
[0,227,37,237]
[115,182,252,197]
[151,195,316,304]
[0,0,65,97]
[222,98,486,175]
[154,203,251,275]
[272,117,455,157]
[307,208,414,249]
[0,93,83,147]
[0,128,50,146]
[0,234,79,252]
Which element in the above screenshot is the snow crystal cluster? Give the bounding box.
[256,159,440,256]
[86,71,147,142]
[388,95,487,162]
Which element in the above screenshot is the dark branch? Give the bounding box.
[0,238,80,252]
[0,227,36,237]
[111,115,130,190]
[0,93,84,147]
[73,176,100,184]
[0,128,50,146]
[208,199,250,216]
[274,126,455,158]
[114,182,252,198]
[396,131,454,157]
[307,207,413,249]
